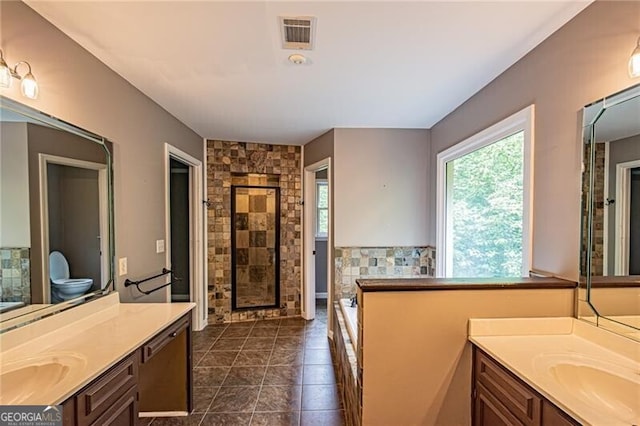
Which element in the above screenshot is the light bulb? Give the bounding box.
[629,44,640,78]
[0,56,11,89]
[20,71,38,99]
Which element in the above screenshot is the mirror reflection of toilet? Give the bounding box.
[49,251,93,303]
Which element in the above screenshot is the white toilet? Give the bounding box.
[49,251,93,302]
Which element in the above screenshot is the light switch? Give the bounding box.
[156,239,165,254]
[118,257,127,276]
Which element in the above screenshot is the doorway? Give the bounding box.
[303,158,332,336]
[614,160,640,275]
[164,144,206,330]
[169,158,190,302]
[39,155,108,304]
[629,168,640,275]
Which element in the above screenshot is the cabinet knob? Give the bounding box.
[171,332,177,337]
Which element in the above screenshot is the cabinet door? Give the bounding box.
[475,383,525,426]
[475,350,541,425]
[90,386,138,426]
[541,401,579,426]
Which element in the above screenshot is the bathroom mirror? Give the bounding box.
[0,96,114,331]
[581,83,640,335]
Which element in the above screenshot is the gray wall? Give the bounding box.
[333,128,430,247]
[429,1,640,281]
[2,1,204,302]
[0,122,29,247]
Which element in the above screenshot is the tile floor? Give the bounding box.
[147,300,344,426]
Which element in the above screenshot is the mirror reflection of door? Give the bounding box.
[629,168,640,275]
[46,163,102,301]
[170,158,191,302]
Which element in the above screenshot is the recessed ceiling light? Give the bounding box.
[288,54,307,65]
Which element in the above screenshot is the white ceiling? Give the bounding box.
[26,1,592,145]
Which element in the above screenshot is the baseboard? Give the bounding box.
[315,292,328,299]
[139,411,188,418]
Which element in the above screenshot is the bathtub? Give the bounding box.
[339,298,358,349]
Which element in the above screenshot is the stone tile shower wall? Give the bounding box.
[581,143,605,275]
[207,140,301,323]
[0,248,31,304]
[334,247,435,298]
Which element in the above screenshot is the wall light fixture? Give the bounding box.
[629,36,640,78]
[0,49,39,99]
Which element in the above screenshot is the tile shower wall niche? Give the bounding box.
[207,141,301,324]
[335,247,435,298]
[231,180,280,310]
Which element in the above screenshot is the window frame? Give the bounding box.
[435,105,535,278]
[315,179,329,239]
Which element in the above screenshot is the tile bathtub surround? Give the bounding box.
[331,301,360,426]
[0,248,31,304]
[334,247,435,298]
[207,141,302,324]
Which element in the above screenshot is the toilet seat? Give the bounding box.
[49,251,93,302]
[52,278,93,286]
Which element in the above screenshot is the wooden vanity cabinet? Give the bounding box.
[61,313,192,426]
[472,347,579,426]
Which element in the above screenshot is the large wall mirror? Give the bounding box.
[0,96,114,331]
[581,83,640,335]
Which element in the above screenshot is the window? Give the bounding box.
[436,106,534,278]
[316,180,328,238]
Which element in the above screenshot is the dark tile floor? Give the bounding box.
[148,300,344,426]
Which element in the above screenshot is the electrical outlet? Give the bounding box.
[156,239,165,254]
[118,257,127,276]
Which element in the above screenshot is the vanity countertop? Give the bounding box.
[0,293,194,405]
[357,276,576,292]
[468,317,640,426]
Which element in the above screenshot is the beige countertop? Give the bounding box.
[469,317,640,426]
[0,304,50,322]
[0,293,194,405]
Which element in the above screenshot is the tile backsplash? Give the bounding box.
[334,246,435,298]
[0,248,31,304]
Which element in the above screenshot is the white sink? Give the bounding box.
[0,353,87,404]
[534,353,640,424]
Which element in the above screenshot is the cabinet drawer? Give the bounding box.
[76,353,138,426]
[90,385,138,426]
[475,350,541,426]
[475,382,525,426]
[141,314,189,363]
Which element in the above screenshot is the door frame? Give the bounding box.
[164,143,206,331]
[614,158,640,275]
[303,157,332,336]
[38,154,109,303]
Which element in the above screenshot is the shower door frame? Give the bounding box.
[230,184,281,311]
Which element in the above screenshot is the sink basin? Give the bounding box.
[534,353,640,424]
[0,353,87,404]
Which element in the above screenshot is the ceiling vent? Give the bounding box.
[280,16,316,50]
